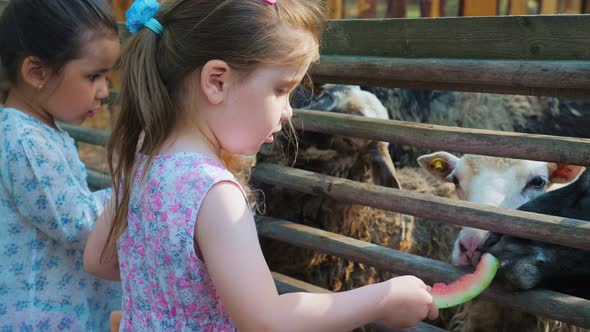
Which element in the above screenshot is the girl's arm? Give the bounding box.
[83,200,121,281]
[4,133,111,250]
[197,182,430,332]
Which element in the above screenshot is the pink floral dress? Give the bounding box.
[117,153,241,331]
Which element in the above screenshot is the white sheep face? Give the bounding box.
[417,152,584,266]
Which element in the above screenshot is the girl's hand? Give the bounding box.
[379,276,439,328]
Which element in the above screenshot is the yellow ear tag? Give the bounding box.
[431,158,445,171]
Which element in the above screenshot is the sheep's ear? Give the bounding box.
[417,151,459,182]
[547,164,585,184]
[371,142,401,189]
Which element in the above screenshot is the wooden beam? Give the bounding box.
[60,123,109,146]
[539,0,559,13]
[358,0,378,18]
[114,16,590,61]
[252,163,590,250]
[64,104,590,167]
[311,55,590,98]
[325,0,344,19]
[386,0,407,18]
[64,106,590,167]
[508,0,529,14]
[290,109,590,166]
[256,218,590,328]
[585,0,590,13]
[460,0,498,16]
[321,16,590,61]
[87,168,111,190]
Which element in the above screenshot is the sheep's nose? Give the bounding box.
[458,233,485,266]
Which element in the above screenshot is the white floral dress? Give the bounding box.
[0,107,121,331]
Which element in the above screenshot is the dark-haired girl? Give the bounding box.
[0,0,121,330]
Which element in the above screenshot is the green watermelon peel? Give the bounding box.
[431,253,500,309]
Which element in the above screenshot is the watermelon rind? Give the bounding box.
[432,253,500,309]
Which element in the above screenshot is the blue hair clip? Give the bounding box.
[126,0,163,35]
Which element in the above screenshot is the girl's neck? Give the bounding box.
[160,120,223,164]
[5,88,57,129]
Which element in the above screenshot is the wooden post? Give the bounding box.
[420,0,445,17]
[386,0,407,17]
[584,0,590,13]
[108,0,133,21]
[105,0,135,120]
[358,0,378,18]
[563,0,583,13]
[539,0,559,13]
[460,0,499,16]
[440,0,447,16]
[509,0,529,14]
[326,0,344,19]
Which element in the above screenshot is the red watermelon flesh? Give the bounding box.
[431,253,500,309]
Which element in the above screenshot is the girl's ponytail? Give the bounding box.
[104,28,176,260]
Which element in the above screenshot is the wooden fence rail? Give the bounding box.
[109,16,590,98]
[85,160,590,251]
[312,56,590,97]
[316,16,590,96]
[62,110,590,168]
[257,218,590,329]
[321,16,590,60]
[251,163,590,250]
[79,165,590,329]
[291,110,590,166]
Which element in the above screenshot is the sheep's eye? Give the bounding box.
[528,176,546,189]
[452,175,460,187]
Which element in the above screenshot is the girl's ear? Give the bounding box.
[200,60,231,105]
[20,56,51,90]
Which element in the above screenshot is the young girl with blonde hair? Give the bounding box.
[84,0,438,330]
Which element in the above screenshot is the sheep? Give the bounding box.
[480,169,590,299]
[416,151,584,267]
[454,169,590,332]
[415,152,585,332]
